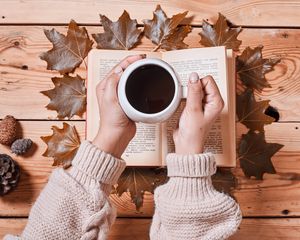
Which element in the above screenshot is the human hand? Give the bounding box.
[92,55,146,158]
[173,73,224,154]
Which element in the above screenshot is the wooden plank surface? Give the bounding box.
[1,0,300,27]
[0,121,299,217]
[229,218,300,240]
[0,121,85,216]
[1,27,300,121]
[1,218,300,240]
[1,1,300,237]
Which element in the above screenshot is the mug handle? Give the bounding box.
[182,85,188,99]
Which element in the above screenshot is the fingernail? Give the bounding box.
[114,66,123,74]
[189,72,199,83]
[140,54,147,58]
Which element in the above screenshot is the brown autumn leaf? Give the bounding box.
[41,122,81,168]
[143,5,190,51]
[40,20,93,74]
[212,168,238,197]
[238,130,283,180]
[237,89,275,132]
[92,10,142,50]
[160,25,192,50]
[41,75,86,119]
[113,167,167,211]
[237,46,280,91]
[199,13,242,51]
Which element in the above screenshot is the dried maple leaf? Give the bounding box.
[41,75,86,119]
[113,167,167,211]
[237,89,275,132]
[238,130,283,180]
[199,13,242,51]
[237,46,280,91]
[92,10,142,50]
[160,25,192,50]
[40,20,93,74]
[212,168,237,197]
[143,5,190,51]
[41,122,81,168]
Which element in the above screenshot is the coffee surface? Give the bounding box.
[125,64,175,114]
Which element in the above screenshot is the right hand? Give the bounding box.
[173,73,224,154]
[92,55,145,158]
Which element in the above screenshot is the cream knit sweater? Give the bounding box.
[4,140,241,240]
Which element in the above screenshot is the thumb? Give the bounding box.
[186,72,203,112]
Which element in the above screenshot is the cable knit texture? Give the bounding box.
[4,140,126,240]
[4,142,242,240]
[150,153,242,240]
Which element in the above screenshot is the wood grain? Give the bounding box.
[0,121,85,216]
[1,217,300,240]
[1,27,299,121]
[0,218,26,239]
[1,0,300,26]
[0,121,299,217]
[1,0,299,237]
[229,218,300,240]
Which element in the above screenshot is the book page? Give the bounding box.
[161,47,235,167]
[87,49,163,166]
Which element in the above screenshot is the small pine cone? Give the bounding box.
[0,154,20,196]
[11,139,33,155]
[0,115,18,145]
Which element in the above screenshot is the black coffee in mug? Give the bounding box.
[125,64,175,114]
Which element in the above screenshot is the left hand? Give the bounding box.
[92,55,146,158]
[173,73,224,154]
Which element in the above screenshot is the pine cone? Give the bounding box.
[11,139,33,155]
[0,154,20,196]
[0,115,18,145]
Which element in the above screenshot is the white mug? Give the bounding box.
[118,58,187,123]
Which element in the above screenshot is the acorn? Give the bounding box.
[0,115,18,145]
[11,139,33,155]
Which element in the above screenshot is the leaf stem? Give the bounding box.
[83,59,87,70]
[152,44,161,52]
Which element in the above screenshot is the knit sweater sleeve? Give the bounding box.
[4,140,126,240]
[150,153,242,240]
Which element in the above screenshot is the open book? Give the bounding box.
[87,46,236,167]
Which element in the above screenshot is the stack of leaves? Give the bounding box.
[236,47,283,179]
[195,13,283,180]
[40,20,92,119]
[40,6,284,210]
[198,14,283,179]
[40,20,91,167]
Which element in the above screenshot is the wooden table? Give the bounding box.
[0,1,300,239]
